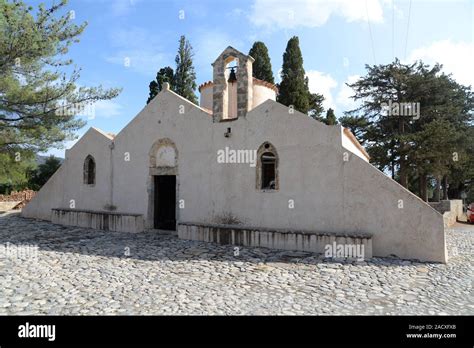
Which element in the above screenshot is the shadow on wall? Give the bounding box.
[0,212,444,266]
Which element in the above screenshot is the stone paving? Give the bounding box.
[0,211,472,315]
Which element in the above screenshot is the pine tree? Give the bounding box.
[277,36,310,114]
[146,67,174,104]
[339,115,369,140]
[409,119,463,201]
[446,126,474,200]
[0,0,121,154]
[173,35,198,104]
[0,0,120,190]
[248,41,274,84]
[341,59,473,200]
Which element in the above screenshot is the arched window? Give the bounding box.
[257,142,278,190]
[261,152,276,189]
[83,155,96,185]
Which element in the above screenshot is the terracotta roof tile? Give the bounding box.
[198,80,213,92]
[343,127,370,160]
[252,77,278,93]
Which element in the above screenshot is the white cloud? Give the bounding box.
[336,75,360,111]
[250,0,384,29]
[306,70,338,111]
[93,100,123,119]
[406,40,474,87]
[307,73,363,113]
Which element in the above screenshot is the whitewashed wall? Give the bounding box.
[23,89,445,262]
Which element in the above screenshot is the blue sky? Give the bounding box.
[38,0,473,157]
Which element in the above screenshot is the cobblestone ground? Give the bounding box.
[0,211,472,315]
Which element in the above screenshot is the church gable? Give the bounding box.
[113,83,212,144]
[67,127,113,158]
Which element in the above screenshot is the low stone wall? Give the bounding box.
[51,208,144,233]
[0,190,36,211]
[429,200,463,227]
[0,190,36,202]
[178,222,373,259]
[0,201,22,211]
[429,200,451,214]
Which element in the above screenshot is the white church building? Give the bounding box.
[22,47,446,262]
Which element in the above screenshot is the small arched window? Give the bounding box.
[83,155,96,185]
[261,152,276,189]
[257,142,278,190]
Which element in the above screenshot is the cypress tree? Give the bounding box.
[277,36,310,113]
[173,35,198,104]
[248,41,275,84]
[325,108,337,125]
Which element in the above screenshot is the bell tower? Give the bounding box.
[211,46,254,122]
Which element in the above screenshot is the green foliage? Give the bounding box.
[308,93,325,120]
[325,108,338,125]
[311,105,338,125]
[248,41,274,84]
[27,155,61,191]
[339,115,369,140]
[0,0,121,154]
[446,125,474,200]
[409,119,463,177]
[147,66,174,104]
[0,149,35,194]
[341,58,473,200]
[173,35,197,104]
[147,35,197,105]
[277,36,310,114]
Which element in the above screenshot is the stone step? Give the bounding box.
[51,208,144,233]
[178,222,372,259]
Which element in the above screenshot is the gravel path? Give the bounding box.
[0,211,472,315]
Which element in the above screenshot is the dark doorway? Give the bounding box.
[153,175,176,230]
